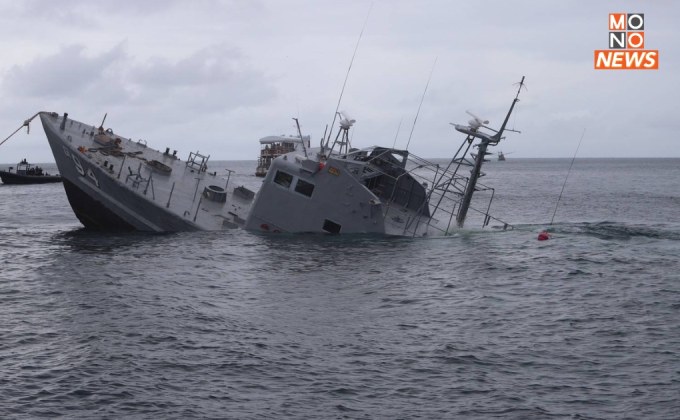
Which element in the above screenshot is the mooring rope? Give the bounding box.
[0,112,41,148]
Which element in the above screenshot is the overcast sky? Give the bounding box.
[0,0,677,163]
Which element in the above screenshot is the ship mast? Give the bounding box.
[455,76,525,228]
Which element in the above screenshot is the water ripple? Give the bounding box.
[2,161,680,418]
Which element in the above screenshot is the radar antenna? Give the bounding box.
[329,111,355,155]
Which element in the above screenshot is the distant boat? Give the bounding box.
[255,135,309,177]
[0,159,62,184]
[498,151,513,161]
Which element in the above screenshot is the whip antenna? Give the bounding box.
[325,2,372,147]
[550,128,586,225]
[392,118,403,148]
[406,57,437,150]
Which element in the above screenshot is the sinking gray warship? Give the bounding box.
[246,77,525,236]
[36,112,254,231]
[25,77,523,235]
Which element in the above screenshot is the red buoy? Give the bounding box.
[537,231,551,241]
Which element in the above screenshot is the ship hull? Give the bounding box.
[40,112,253,232]
[42,120,194,231]
[60,177,136,230]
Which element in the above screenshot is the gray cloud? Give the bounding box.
[3,43,128,98]
[2,41,276,118]
[0,0,677,163]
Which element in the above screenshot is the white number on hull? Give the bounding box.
[63,146,100,188]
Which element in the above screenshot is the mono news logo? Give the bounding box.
[594,13,659,70]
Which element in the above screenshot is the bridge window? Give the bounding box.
[294,178,315,197]
[273,170,293,188]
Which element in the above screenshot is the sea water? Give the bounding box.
[1,158,679,419]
